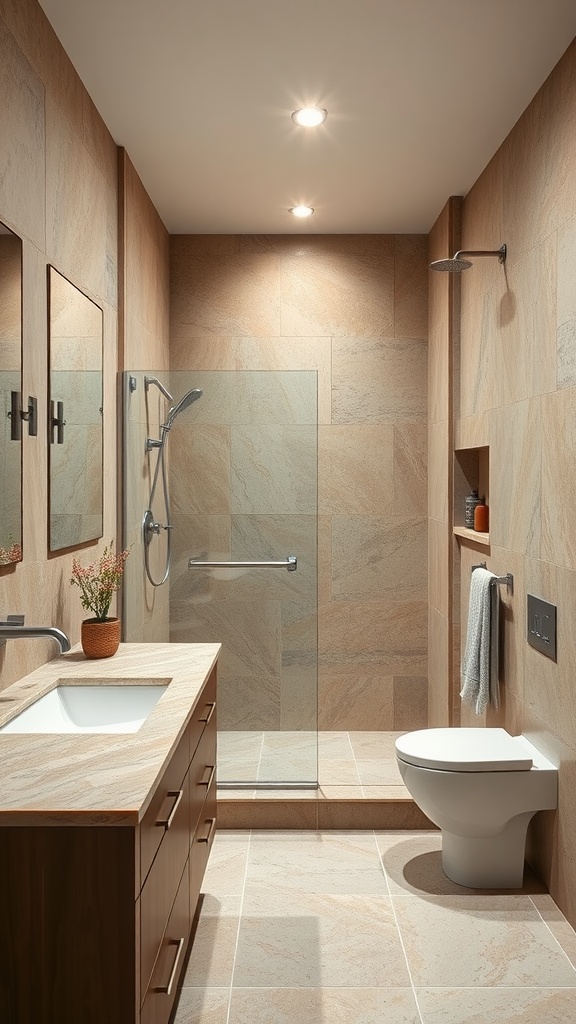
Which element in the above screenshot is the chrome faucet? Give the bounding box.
[0,615,71,653]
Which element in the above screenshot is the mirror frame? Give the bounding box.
[0,221,23,567]
[47,265,104,554]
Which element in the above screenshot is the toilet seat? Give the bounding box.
[395,728,534,772]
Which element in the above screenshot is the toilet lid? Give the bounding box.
[395,728,534,772]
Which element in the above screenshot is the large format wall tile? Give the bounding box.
[331,515,427,602]
[0,18,45,247]
[541,385,576,569]
[332,336,427,424]
[279,236,395,337]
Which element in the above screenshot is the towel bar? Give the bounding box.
[471,562,514,594]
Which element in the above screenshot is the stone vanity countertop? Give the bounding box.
[0,642,220,826]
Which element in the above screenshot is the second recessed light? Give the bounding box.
[291,107,327,127]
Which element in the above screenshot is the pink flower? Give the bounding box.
[70,543,130,621]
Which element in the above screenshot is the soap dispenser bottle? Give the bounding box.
[465,488,481,529]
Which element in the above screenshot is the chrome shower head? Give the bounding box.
[429,245,506,273]
[164,388,203,431]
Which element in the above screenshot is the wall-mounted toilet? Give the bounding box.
[395,728,557,888]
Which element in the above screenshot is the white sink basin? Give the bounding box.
[0,683,168,734]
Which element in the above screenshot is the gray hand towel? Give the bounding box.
[460,567,500,715]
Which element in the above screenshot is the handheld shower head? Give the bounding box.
[429,245,506,273]
[164,388,203,431]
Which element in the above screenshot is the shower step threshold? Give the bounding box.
[216,785,435,830]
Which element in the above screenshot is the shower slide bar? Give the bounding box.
[188,555,297,572]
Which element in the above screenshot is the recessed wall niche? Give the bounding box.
[453,445,490,545]
[48,267,103,552]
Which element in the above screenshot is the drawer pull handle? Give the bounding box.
[155,789,183,829]
[199,701,216,724]
[199,764,216,788]
[198,816,216,844]
[156,936,185,996]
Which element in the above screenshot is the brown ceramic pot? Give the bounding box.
[80,617,121,659]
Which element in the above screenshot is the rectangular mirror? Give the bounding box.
[48,266,103,552]
[0,222,23,566]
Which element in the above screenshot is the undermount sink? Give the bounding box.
[0,683,168,734]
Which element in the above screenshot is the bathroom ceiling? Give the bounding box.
[39,0,576,234]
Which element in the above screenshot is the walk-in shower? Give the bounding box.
[122,369,318,789]
[142,375,203,586]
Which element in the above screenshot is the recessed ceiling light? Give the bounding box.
[291,107,327,128]
[289,205,314,218]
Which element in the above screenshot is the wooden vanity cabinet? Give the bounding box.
[0,667,217,1024]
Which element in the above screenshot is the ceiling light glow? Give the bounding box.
[289,205,314,218]
[291,107,327,127]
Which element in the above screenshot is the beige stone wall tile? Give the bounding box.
[524,560,576,751]
[541,386,576,569]
[0,17,45,248]
[496,235,557,406]
[45,97,108,298]
[171,424,231,515]
[332,515,427,602]
[333,336,427,425]
[428,420,448,522]
[488,398,541,555]
[503,38,576,261]
[428,321,448,425]
[319,600,427,676]
[318,425,394,515]
[427,605,449,728]
[279,236,395,337]
[428,518,449,616]
[393,676,428,730]
[454,411,490,450]
[170,247,282,338]
[394,234,428,337]
[459,290,499,418]
[557,211,576,331]
[427,205,451,334]
[461,147,505,298]
[393,422,427,517]
[318,673,394,731]
[317,514,332,607]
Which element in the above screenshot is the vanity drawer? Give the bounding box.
[190,778,217,918]
[189,721,217,837]
[140,771,190,1001]
[189,666,216,760]
[140,859,190,1024]
[140,724,190,885]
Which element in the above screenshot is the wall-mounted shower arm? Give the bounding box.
[144,376,174,402]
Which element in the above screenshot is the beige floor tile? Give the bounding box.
[317,731,353,758]
[318,785,365,800]
[182,895,241,988]
[318,757,362,785]
[244,832,387,894]
[377,834,545,897]
[393,895,576,987]
[361,785,412,799]
[355,758,405,785]
[349,730,406,758]
[233,891,410,988]
[173,988,230,1024]
[202,831,251,896]
[229,987,421,1024]
[416,987,576,1023]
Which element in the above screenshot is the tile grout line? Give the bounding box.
[225,829,253,1023]
[529,895,576,976]
[374,831,426,1024]
[346,730,364,788]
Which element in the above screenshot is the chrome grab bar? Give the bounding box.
[188,555,297,572]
